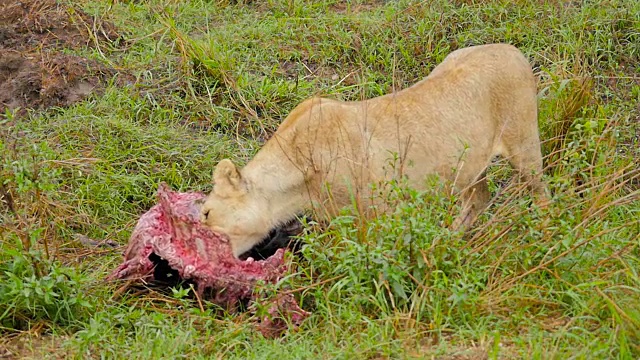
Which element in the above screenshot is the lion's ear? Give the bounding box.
[213,159,245,196]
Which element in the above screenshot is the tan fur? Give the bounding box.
[201,44,548,258]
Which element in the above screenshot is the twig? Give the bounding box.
[191,284,205,313]
[111,279,136,301]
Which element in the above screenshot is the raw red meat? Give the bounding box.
[107,183,309,337]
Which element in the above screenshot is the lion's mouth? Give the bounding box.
[238,216,308,260]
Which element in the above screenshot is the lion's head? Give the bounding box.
[200,159,272,258]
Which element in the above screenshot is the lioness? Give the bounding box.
[201,44,548,258]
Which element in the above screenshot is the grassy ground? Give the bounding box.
[1,0,639,358]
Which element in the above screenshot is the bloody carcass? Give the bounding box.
[107,183,309,336]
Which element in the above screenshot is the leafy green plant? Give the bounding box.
[0,136,94,331]
[301,176,471,316]
[0,233,94,330]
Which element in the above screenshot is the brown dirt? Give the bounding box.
[0,332,65,360]
[0,0,125,115]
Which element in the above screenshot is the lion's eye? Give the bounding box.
[203,210,210,220]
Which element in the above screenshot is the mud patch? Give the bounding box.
[0,0,125,115]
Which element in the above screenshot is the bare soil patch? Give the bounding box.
[0,0,125,115]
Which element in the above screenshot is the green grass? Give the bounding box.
[1,0,639,358]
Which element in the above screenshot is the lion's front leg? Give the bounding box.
[452,176,491,231]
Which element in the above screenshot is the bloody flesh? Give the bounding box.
[108,183,309,336]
